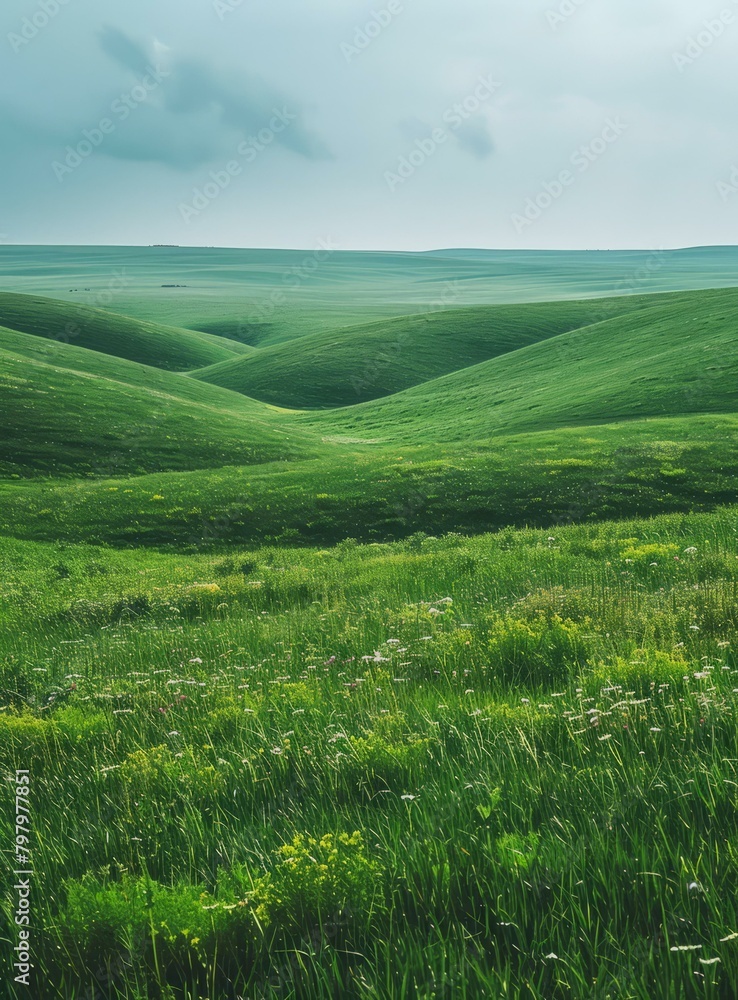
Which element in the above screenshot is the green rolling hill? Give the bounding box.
[5,247,738,1000]
[307,288,738,441]
[1,281,737,541]
[1,414,736,546]
[189,298,652,408]
[0,292,252,372]
[0,327,317,479]
[3,245,738,344]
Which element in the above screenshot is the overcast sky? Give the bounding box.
[1,0,736,250]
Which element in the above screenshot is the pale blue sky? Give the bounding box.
[1,0,736,250]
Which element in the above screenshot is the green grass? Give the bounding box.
[3,245,738,345]
[307,288,738,441]
[0,328,318,478]
[190,298,648,408]
[4,258,738,997]
[1,414,736,546]
[2,510,738,997]
[0,292,250,371]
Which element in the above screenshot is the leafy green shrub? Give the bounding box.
[247,831,379,931]
[120,745,227,802]
[62,874,149,957]
[338,731,433,795]
[51,706,110,745]
[620,541,680,580]
[486,614,590,687]
[404,531,429,553]
[61,875,241,983]
[0,711,59,768]
[495,831,540,872]
[584,648,688,695]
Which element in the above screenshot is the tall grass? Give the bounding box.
[2,510,738,997]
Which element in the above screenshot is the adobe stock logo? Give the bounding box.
[672,4,738,71]
[52,65,171,182]
[384,75,502,193]
[545,0,589,30]
[341,2,407,63]
[511,117,628,234]
[8,0,72,53]
[213,0,248,20]
[716,164,738,202]
[178,108,297,222]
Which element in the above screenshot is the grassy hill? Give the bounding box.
[3,285,738,530]
[0,292,251,372]
[190,298,651,408]
[3,245,738,345]
[5,258,738,998]
[0,327,317,478]
[2,413,736,546]
[309,288,738,441]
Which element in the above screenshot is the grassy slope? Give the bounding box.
[4,245,738,347]
[1,414,735,546]
[190,298,651,408]
[2,511,738,996]
[0,328,318,478]
[5,266,738,996]
[0,292,252,372]
[3,286,738,528]
[0,324,272,413]
[308,288,738,442]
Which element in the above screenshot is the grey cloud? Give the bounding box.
[453,119,495,159]
[0,0,735,250]
[98,26,153,78]
[93,26,330,169]
[398,115,495,161]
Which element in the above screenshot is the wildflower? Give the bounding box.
[401,794,416,801]
[324,656,336,665]
[684,546,698,555]
[189,657,203,664]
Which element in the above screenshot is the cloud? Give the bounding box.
[399,114,495,161]
[93,26,330,169]
[99,25,153,77]
[453,119,495,159]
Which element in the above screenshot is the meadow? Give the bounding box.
[1,247,738,998]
